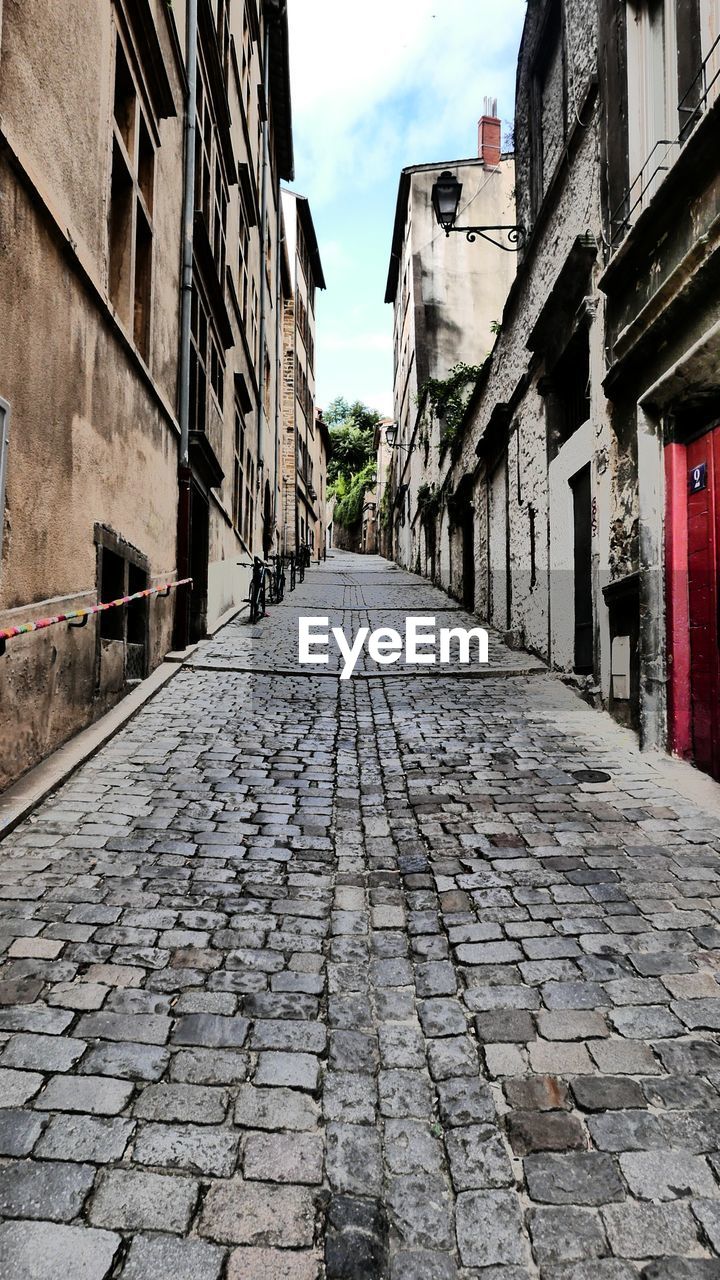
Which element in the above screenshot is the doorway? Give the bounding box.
[570,464,593,673]
[666,425,720,780]
[189,484,209,643]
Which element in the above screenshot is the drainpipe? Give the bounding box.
[174,0,198,649]
[256,13,272,473]
[273,192,283,551]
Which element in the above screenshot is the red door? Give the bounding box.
[686,430,720,779]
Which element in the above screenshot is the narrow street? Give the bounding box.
[2,550,720,1279]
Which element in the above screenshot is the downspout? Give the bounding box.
[174,0,198,649]
[257,13,272,473]
[273,191,283,550]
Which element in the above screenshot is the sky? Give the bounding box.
[286,0,528,418]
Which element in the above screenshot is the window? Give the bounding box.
[244,450,255,546]
[531,1,565,214]
[239,206,250,322]
[96,528,149,682]
[547,327,591,460]
[626,0,678,206]
[195,60,228,280]
[250,280,259,362]
[240,5,253,122]
[190,285,224,434]
[216,0,231,81]
[233,402,246,534]
[108,33,155,359]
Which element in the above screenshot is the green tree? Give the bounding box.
[325,397,383,527]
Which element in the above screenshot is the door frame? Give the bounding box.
[665,426,720,768]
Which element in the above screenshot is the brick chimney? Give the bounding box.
[478,96,501,168]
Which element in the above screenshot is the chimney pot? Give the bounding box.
[478,98,501,168]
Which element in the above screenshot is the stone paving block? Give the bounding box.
[570,1076,646,1111]
[77,1012,171,1045]
[0,1158,95,1220]
[610,1005,684,1039]
[378,1024,425,1068]
[536,1010,610,1041]
[243,1130,324,1184]
[385,1118,444,1176]
[36,1073,134,1114]
[326,1122,382,1194]
[417,999,467,1037]
[672,999,720,1031]
[79,1039,170,1081]
[602,1202,703,1258]
[171,1047,249,1085]
[235,1084,320,1131]
[251,1019,327,1054]
[9,936,64,959]
[0,1220,121,1280]
[619,1151,719,1200]
[254,1051,320,1091]
[121,1234,226,1280]
[524,1153,625,1205]
[0,1066,44,1105]
[692,1199,720,1252]
[427,1035,477,1080]
[639,1262,720,1279]
[528,1205,608,1264]
[445,1123,514,1190]
[508,1110,588,1155]
[379,1069,434,1118]
[133,1082,228,1123]
[226,1248,321,1279]
[323,1070,376,1123]
[134,1122,239,1176]
[390,1251,458,1279]
[173,1013,250,1048]
[89,1168,199,1232]
[0,1107,46,1156]
[0,1003,74,1035]
[436,1076,495,1127]
[484,1043,528,1077]
[504,1075,572,1111]
[2,1031,86,1072]
[456,1189,529,1267]
[386,1173,454,1250]
[47,982,109,1011]
[589,1038,660,1074]
[475,1010,536,1043]
[415,961,458,996]
[199,1179,316,1247]
[35,1114,134,1163]
[528,1040,594,1075]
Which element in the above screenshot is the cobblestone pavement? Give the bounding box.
[1,552,720,1278]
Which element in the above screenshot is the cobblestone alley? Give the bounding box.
[2,552,720,1279]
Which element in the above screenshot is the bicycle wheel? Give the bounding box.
[258,578,266,618]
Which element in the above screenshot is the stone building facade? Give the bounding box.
[384,109,516,595]
[385,0,720,783]
[0,0,307,789]
[279,188,327,556]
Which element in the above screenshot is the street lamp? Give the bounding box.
[385,423,413,453]
[431,170,523,252]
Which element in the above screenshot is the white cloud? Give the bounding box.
[288,0,526,201]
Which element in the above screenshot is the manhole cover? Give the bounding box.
[571,769,611,784]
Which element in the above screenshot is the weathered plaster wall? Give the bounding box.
[0,0,185,788]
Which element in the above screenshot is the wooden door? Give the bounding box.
[686,430,720,778]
